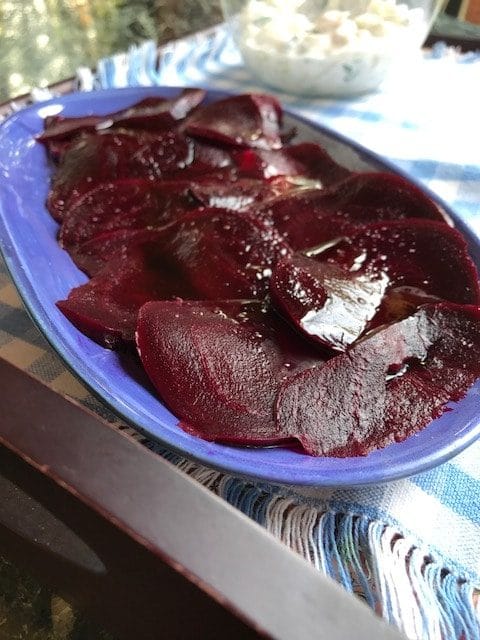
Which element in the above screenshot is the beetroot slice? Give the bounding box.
[189,177,291,212]
[270,255,389,352]
[70,228,161,277]
[270,220,480,351]
[184,94,283,150]
[39,90,206,144]
[110,89,206,129]
[71,208,291,298]
[136,300,325,444]
[259,172,447,251]
[318,220,480,308]
[275,303,480,457]
[61,176,284,256]
[57,239,194,347]
[322,172,447,222]
[59,179,201,249]
[60,208,291,343]
[160,208,291,299]
[234,143,350,184]
[38,115,104,144]
[47,131,151,221]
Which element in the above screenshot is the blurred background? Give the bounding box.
[1,0,479,103]
[0,0,222,101]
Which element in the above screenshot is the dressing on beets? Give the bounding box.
[39,89,480,458]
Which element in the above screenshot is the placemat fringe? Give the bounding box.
[159,447,480,640]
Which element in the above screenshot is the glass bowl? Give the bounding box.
[221,0,442,97]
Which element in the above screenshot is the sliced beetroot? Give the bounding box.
[38,114,104,144]
[318,220,480,308]
[189,177,290,212]
[270,220,480,351]
[110,88,206,129]
[61,175,284,254]
[321,172,447,223]
[47,131,151,221]
[270,255,389,352]
[275,303,480,457]
[160,208,291,299]
[57,239,195,347]
[39,90,206,145]
[59,179,201,249]
[234,142,350,184]
[48,130,200,221]
[285,143,351,185]
[136,300,325,443]
[70,228,161,277]
[58,203,286,344]
[259,172,447,251]
[258,189,357,250]
[128,131,195,179]
[184,94,283,150]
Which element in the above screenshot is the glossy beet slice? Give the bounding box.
[47,131,152,221]
[270,255,389,352]
[275,303,480,457]
[136,300,325,443]
[161,208,291,299]
[73,208,290,298]
[57,240,195,347]
[39,90,206,144]
[59,179,201,249]
[70,228,161,277]
[49,130,201,221]
[62,208,291,341]
[189,177,292,212]
[323,172,448,222]
[259,172,447,251]
[110,88,206,129]
[38,114,103,144]
[184,94,283,150]
[234,143,350,184]
[271,220,480,351]
[318,220,480,307]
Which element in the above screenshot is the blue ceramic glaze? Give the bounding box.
[0,86,479,487]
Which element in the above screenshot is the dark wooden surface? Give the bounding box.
[0,357,406,640]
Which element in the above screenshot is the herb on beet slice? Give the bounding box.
[184,94,283,150]
[270,220,480,352]
[59,179,202,250]
[275,303,480,457]
[136,300,325,444]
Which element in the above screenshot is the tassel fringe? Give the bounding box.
[155,447,480,640]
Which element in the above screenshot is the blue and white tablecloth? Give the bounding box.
[4,25,480,640]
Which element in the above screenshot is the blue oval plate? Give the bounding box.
[1,86,479,487]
